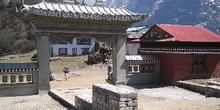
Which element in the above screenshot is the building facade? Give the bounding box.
[0,63,38,96]
[50,38,95,56]
[125,55,160,85]
[18,0,146,94]
[126,26,149,55]
[139,24,220,84]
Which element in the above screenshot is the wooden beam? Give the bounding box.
[25,14,134,28]
[34,25,127,35]
[35,29,126,35]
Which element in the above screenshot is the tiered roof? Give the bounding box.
[0,63,38,72]
[22,1,146,21]
[142,24,220,42]
[156,24,220,42]
[139,24,220,54]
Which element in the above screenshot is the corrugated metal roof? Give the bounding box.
[22,1,146,21]
[127,26,149,39]
[126,55,160,61]
[0,63,38,70]
[129,38,140,43]
[155,24,220,42]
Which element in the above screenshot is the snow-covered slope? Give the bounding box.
[125,0,220,34]
[29,0,220,34]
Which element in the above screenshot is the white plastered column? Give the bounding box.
[37,33,50,93]
[112,36,127,85]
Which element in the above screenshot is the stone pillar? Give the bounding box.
[37,33,50,93]
[112,36,127,85]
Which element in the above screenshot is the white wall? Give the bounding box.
[126,43,140,55]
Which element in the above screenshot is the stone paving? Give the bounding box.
[48,84,220,110]
[49,88,92,108]
[0,93,66,110]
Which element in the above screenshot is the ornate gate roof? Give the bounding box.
[20,1,147,35]
[22,1,146,22]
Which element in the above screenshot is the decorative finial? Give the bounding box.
[82,0,87,5]
[94,0,104,6]
[111,0,115,7]
[63,0,76,4]
[120,0,126,8]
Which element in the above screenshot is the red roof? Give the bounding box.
[154,24,220,42]
[130,38,140,43]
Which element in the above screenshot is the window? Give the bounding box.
[19,75,24,82]
[129,64,155,74]
[128,65,140,73]
[26,75,32,82]
[72,48,77,55]
[11,75,16,83]
[2,75,8,83]
[193,55,207,72]
[57,41,68,44]
[81,48,90,55]
[133,66,139,72]
[77,38,91,45]
[128,66,133,72]
[140,64,155,73]
[0,74,33,84]
[59,48,67,55]
[50,47,53,57]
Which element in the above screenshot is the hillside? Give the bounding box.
[125,0,220,34]
[26,0,220,34]
[0,1,35,56]
[0,0,219,55]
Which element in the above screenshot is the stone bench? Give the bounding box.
[177,80,220,98]
[92,83,138,110]
[75,83,138,110]
[176,81,206,94]
[206,81,220,98]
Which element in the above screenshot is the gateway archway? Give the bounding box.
[20,1,146,93]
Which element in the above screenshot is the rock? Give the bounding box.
[87,43,112,65]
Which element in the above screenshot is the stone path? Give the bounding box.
[140,86,204,100]
[49,88,92,108]
[49,85,220,110]
[0,94,66,110]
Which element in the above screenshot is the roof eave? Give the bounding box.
[20,2,147,22]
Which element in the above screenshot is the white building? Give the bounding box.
[126,26,149,55]
[126,39,140,55]
[50,38,96,56]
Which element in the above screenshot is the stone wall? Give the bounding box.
[75,83,138,110]
[206,81,220,97]
[75,94,92,110]
[177,80,220,98]
[148,53,220,83]
[0,63,39,96]
[177,81,206,94]
[92,84,138,110]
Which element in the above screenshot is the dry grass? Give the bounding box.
[50,56,88,74]
[1,50,219,83]
[0,50,88,74]
[0,50,37,63]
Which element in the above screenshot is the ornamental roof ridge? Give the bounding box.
[21,1,147,22]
